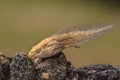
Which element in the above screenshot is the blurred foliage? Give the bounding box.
[0,0,120,67]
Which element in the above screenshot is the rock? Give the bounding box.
[66,61,79,80]
[77,64,120,80]
[0,52,11,80]
[1,52,120,80]
[34,52,67,80]
[10,52,37,80]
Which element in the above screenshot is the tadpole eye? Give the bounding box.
[35,49,40,53]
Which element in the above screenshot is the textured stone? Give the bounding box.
[66,61,79,80]
[0,52,11,80]
[1,52,120,80]
[10,53,37,80]
[77,64,120,80]
[34,52,67,80]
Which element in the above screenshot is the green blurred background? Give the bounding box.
[0,0,120,67]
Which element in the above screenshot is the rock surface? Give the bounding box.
[0,52,11,80]
[10,53,37,80]
[78,64,120,80]
[34,52,67,80]
[0,52,120,80]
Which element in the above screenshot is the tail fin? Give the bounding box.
[52,24,115,48]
